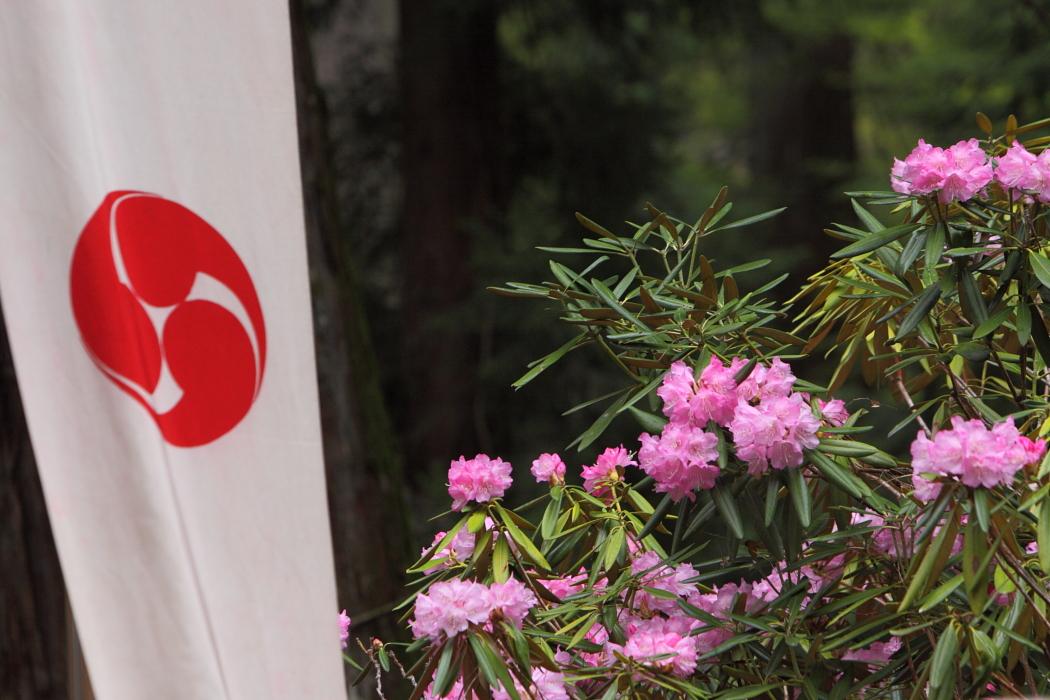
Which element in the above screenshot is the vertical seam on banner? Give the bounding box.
[161,457,234,700]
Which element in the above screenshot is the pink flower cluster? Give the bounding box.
[851,512,904,559]
[644,357,831,495]
[891,138,993,202]
[556,550,740,684]
[338,610,351,649]
[994,141,1050,202]
[581,445,636,497]
[910,416,1046,500]
[424,667,570,700]
[531,452,566,484]
[638,423,719,501]
[421,527,477,574]
[842,637,902,665]
[621,621,698,678]
[448,454,513,511]
[411,577,537,641]
[730,393,821,476]
[539,568,606,600]
[492,667,570,700]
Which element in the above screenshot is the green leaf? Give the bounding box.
[468,633,520,700]
[807,449,863,500]
[899,507,960,611]
[929,622,959,690]
[432,643,457,697]
[851,198,884,233]
[1017,302,1032,345]
[495,505,551,571]
[973,489,990,532]
[708,207,786,232]
[1039,495,1050,574]
[637,493,674,539]
[627,406,667,434]
[540,486,563,539]
[896,229,927,277]
[786,468,811,529]
[408,516,469,572]
[590,278,649,333]
[893,284,941,340]
[492,536,510,583]
[925,223,945,272]
[502,621,532,675]
[513,333,586,389]
[972,306,1011,340]
[716,683,784,700]
[830,223,918,259]
[601,527,625,571]
[919,573,963,613]
[764,477,779,527]
[712,484,745,540]
[958,273,988,326]
[1028,299,1050,367]
[1029,250,1050,288]
[574,391,629,451]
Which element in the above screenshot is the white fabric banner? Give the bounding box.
[0,2,344,699]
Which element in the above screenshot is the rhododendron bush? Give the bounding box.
[342,114,1050,698]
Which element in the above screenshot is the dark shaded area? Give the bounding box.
[0,302,67,700]
[3,0,1050,697]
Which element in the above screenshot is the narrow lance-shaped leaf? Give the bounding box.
[786,468,811,529]
[711,484,745,540]
[1029,250,1050,288]
[899,506,961,611]
[830,223,918,259]
[929,622,959,691]
[1039,495,1050,574]
[512,333,587,389]
[893,284,941,340]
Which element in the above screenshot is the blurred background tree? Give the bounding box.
[2,0,1050,697]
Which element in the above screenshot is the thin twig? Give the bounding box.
[894,370,931,435]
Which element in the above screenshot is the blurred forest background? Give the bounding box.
[3,0,1050,697]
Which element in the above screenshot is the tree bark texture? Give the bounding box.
[290,1,412,695]
[0,301,68,700]
[399,0,503,473]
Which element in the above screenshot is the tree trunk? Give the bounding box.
[399,0,502,473]
[0,301,69,700]
[750,33,857,268]
[290,2,412,696]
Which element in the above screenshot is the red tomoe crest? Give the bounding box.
[70,191,266,447]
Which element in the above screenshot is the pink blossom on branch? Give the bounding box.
[487,577,538,628]
[690,356,748,426]
[994,141,1050,202]
[492,667,571,700]
[890,138,993,203]
[656,360,696,424]
[842,637,902,665]
[910,416,1046,498]
[530,452,567,484]
[730,393,821,476]
[447,454,513,511]
[736,357,796,403]
[817,398,849,427]
[581,445,636,496]
[338,610,351,649]
[637,422,720,501]
[411,579,493,641]
[621,626,698,678]
[421,527,477,574]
